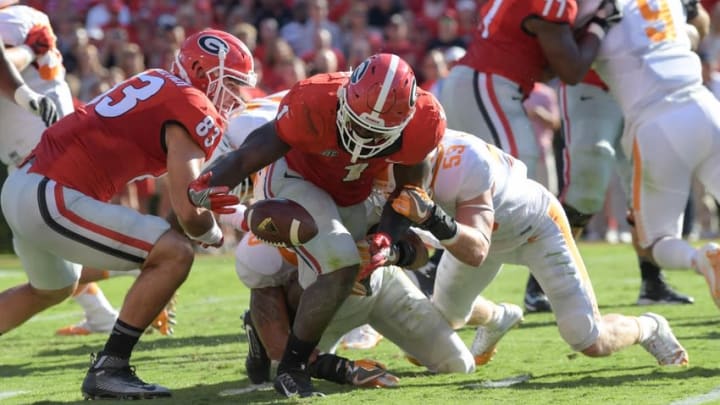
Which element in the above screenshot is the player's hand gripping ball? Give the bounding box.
[244,198,318,247]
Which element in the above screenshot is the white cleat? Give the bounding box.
[639,313,688,366]
[470,303,524,365]
[694,242,720,310]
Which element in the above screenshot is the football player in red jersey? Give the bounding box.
[438,0,622,313]
[191,53,446,397]
[0,29,252,399]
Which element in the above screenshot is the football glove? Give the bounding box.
[390,185,434,225]
[14,85,58,127]
[187,172,240,214]
[592,0,623,31]
[25,24,56,56]
[356,233,398,281]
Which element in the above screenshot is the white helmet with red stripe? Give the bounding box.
[337,53,417,162]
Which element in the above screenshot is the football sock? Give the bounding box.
[73,282,118,327]
[636,314,658,343]
[639,257,661,281]
[308,353,350,384]
[103,319,144,359]
[651,239,697,270]
[280,331,318,371]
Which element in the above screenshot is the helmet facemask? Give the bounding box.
[336,86,414,163]
[206,49,257,122]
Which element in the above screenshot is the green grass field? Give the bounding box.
[1,243,719,405]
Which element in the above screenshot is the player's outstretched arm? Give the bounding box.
[204,120,290,189]
[166,123,225,246]
[526,0,622,85]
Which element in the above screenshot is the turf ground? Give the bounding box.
[1,243,719,404]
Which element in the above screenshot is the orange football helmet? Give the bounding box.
[337,53,417,162]
[172,29,257,121]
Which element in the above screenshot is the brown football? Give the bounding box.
[244,198,318,247]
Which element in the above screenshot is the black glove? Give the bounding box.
[30,95,59,127]
[591,0,623,32]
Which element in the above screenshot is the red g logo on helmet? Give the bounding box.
[337,53,417,162]
[172,29,257,121]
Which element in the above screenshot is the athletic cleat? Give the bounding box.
[471,303,524,365]
[636,277,694,305]
[243,310,271,384]
[694,242,720,309]
[346,359,399,388]
[273,367,323,398]
[524,276,551,313]
[638,313,689,366]
[81,352,172,400]
[147,295,178,336]
[340,324,384,350]
[56,318,114,336]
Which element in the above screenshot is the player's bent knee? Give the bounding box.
[32,283,76,305]
[144,230,195,274]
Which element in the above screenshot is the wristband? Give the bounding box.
[421,204,459,242]
[218,203,247,230]
[13,84,39,110]
[192,219,223,245]
[587,21,607,40]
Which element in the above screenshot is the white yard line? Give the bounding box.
[670,386,720,405]
[0,391,26,401]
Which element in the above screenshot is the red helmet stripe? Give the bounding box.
[371,54,400,118]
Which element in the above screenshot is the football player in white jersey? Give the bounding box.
[558,0,708,307]
[592,0,720,310]
[0,1,126,338]
[390,129,688,366]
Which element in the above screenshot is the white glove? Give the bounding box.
[14,84,58,127]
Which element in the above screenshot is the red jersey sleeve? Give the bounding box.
[390,90,446,165]
[171,87,226,159]
[530,0,577,25]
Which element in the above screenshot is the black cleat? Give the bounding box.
[274,366,324,398]
[243,310,272,384]
[81,352,171,400]
[524,276,552,313]
[637,278,694,305]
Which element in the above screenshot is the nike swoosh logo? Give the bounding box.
[410,193,429,219]
[350,368,384,386]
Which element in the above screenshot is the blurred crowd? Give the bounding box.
[28,0,477,104]
[25,0,720,244]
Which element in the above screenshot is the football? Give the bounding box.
[244,198,318,247]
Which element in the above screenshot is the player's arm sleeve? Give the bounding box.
[173,90,225,160]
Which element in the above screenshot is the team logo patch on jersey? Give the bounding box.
[197,35,229,56]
